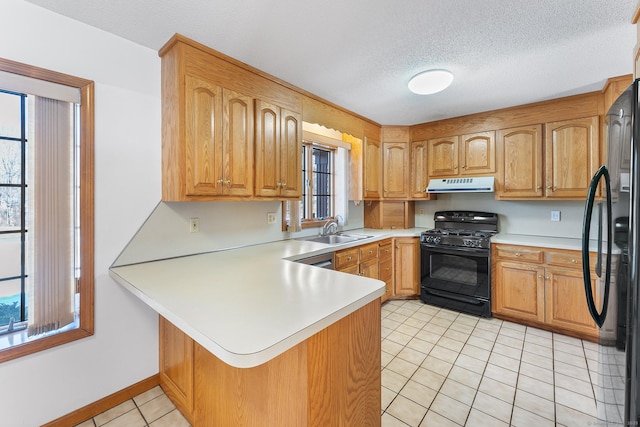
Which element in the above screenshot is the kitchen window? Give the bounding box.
[0,58,94,363]
[301,143,334,223]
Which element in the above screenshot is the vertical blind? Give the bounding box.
[27,96,75,336]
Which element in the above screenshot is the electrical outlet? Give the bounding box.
[267,212,277,224]
[551,210,561,222]
[189,217,199,233]
[418,209,425,215]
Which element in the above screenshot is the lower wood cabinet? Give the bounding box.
[394,237,420,297]
[492,243,604,341]
[159,301,382,426]
[378,239,394,302]
[334,242,379,278]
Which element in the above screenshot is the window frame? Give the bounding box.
[300,141,335,229]
[0,58,94,363]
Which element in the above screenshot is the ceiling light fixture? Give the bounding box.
[408,69,454,95]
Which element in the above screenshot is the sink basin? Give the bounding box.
[297,233,372,245]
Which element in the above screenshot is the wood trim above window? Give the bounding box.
[0,58,95,363]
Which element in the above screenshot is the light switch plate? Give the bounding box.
[551,210,561,222]
[267,212,277,224]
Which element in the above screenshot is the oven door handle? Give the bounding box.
[420,244,489,257]
[424,288,486,305]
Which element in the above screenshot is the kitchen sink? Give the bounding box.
[296,232,373,245]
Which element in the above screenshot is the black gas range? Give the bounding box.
[419,211,499,317]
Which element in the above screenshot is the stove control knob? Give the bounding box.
[433,236,441,244]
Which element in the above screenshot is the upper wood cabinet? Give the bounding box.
[497,117,599,200]
[363,136,382,199]
[410,140,430,199]
[382,142,409,198]
[160,34,303,202]
[544,116,599,199]
[427,131,495,178]
[496,125,544,198]
[254,100,302,199]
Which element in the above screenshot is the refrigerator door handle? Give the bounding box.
[582,165,613,328]
[596,202,602,278]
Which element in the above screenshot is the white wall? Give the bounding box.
[0,2,162,425]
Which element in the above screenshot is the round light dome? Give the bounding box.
[408,69,454,95]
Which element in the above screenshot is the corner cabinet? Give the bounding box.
[382,141,409,198]
[254,100,302,199]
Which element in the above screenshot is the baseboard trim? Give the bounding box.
[42,374,160,427]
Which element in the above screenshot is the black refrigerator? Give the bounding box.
[583,78,638,425]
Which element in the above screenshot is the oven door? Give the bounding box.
[420,244,491,317]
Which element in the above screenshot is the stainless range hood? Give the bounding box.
[426,176,495,193]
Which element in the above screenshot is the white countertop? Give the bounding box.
[109,228,424,368]
[492,233,621,254]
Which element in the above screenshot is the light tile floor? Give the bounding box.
[74,385,190,427]
[381,299,618,427]
[77,299,621,427]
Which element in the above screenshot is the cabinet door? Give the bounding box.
[159,317,194,424]
[461,131,495,175]
[222,89,253,196]
[410,140,430,198]
[496,125,543,198]
[383,142,409,198]
[280,109,302,198]
[545,116,599,198]
[185,75,223,196]
[545,267,598,338]
[360,257,379,279]
[428,136,459,177]
[394,238,419,296]
[493,260,545,323]
[254,99,281,197]
[363,136,382,199]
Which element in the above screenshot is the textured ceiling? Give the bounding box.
[26,0,638,125]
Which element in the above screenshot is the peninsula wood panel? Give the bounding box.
[496,125,543,198]
[159,317,194,425]
[186,300,381,426]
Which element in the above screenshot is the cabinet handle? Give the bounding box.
[347,256,352,261]
[281,182,286,187]
[368,250,373,254]
[536,186,541,190]
[217,179,224,184]
[385,267,390,271]
[462,165,466,169]
[225,179,231,186]
[571,259,577,264]
[545,276,550,280]
[546,186,553,190]
[515,253,521,257]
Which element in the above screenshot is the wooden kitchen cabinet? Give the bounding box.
[544,116,599,198]
[382,141,410,198]
[394,237,420,297]
[254,99,302,199]
[410,140,436,199]
[378,239,394,302]
[427,131,495,178]
[335,242,379,278]
[363,136,382,199]
[492,243,600,340]
[496,125,544,198]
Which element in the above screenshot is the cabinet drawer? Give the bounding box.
[379,240,393,262]
[379,259,393,281]
[334,248,358,270]
[494,245,544,263]
[338,264,359,275]
[546,250,597,269]
[359,243,379,262]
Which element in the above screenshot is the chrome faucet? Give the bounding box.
[321,218,339,236]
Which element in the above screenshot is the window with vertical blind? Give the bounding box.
[0,58,94,363]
